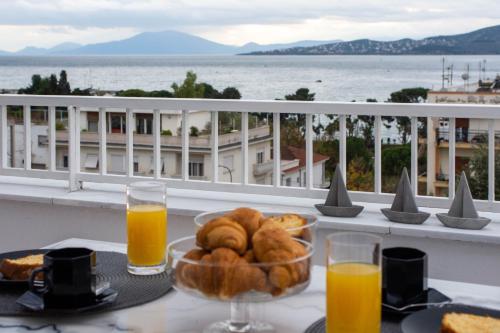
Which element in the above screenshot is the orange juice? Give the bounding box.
[127,204,167,266]
[326,262,381,333]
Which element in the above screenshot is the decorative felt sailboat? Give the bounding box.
[381,168,430,224]
[315,165,364,217]
[436,172,491,230]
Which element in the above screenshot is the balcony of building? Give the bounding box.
[1,94,500,289]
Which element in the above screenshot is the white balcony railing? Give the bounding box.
[1,94,500,212]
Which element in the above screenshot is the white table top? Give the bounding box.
[1,238,500,333]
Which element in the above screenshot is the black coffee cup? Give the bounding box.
[382,247,427,307]
[29,248,96,308]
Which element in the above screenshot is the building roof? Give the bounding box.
[281,146,329,174]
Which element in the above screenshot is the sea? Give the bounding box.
[0,55,500,102]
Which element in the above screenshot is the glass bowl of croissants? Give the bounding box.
[167,207,317,332]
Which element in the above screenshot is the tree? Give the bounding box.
[57,70,71,95]
[386,87,430,143]
[171,71,205,98]
[285,88,315,101]
[190,126,200,137]
[346,157,374,191]
[465,142,500,200]
[200,83,221,99]
[220,87,241,99]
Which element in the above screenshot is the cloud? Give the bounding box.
[0,0,499,50]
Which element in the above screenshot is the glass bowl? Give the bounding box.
[194,208,318,245]
[167,235,314,332]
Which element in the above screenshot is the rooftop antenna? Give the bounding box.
[483,59,487,80]
[441,57,446,89]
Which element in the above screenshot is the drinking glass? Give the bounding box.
[326,232,382,333]
[126,181,167,275]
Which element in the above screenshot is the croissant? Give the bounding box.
[196,217,248,254]
[175,249,209,290]
[198,248,268,298]
[224,207,264,242]
[252,223,309,292]
[261,214,306,238]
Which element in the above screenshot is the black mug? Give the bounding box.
[382,247,427,307]
[29,248,96,308]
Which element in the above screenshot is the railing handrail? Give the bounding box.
[1,94,500,213]
[1,94,500,118]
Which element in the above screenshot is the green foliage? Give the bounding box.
[171,71,205,98]
[381,144,411,177]
[465,143,500,200]
[284,88,315,101]
[116,89,173,98]
[221,87,241,99]
[55,121,66,131]
[161,130,172,136]
[71,88,92,96]
[190,126,200,137]
[388,87,429,103]
[346,157,374,191]
[386,87,429,143]
[57,70,71,95]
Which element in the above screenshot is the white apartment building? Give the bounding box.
[425,75,500,196]
[7,109,327,187]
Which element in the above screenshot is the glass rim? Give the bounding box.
[127,181,167,191]
[326,231,382,247]
[168,236,314,268]
[194,208,318,232]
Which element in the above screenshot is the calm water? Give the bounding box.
[0,55,499,101]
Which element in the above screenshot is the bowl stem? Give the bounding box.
[229,301,251,332]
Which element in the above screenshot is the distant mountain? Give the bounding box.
[245,25,500,55]
[237,40,341,53]
[14,42,82,55]
[65,31,235,55]
[0,31,340,56]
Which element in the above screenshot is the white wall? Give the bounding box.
[1,199,499,286]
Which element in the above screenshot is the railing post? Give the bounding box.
[181,110,189,181]
[448,117,456,199]
[23,105,31,170]
[98,108,107,175]
[153,109,161,179]
[241,112,249,185]
[211,111,219,182]
[305,113,314,189]
[339,115,347,182]
[48,106,56,171]
[74,107,81,174]
[126,108,134,177]
[273,112,281,187]
[68,106,79,191]
[488,120,495,203]
[0,105,7,170]
[374,115,382,193]
[411,117,418,195]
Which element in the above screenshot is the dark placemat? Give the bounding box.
[305,314,403,333]
[0,250,172,316]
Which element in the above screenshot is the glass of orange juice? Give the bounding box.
[326,232,382,333]
[126,181,167,275]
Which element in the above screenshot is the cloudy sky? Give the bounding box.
[0,0,499,51]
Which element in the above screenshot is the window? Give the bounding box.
[257,151,264,164]
[223,155,234,171]
[63,155,68,168]
[189,162,204,177]
[84,154,99,169]
[136,114,153,135]
[110,154,125,173]
[109,113,126,134]
[134,156,139,173]
[285,177,292,187]
[87,112,98,133]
